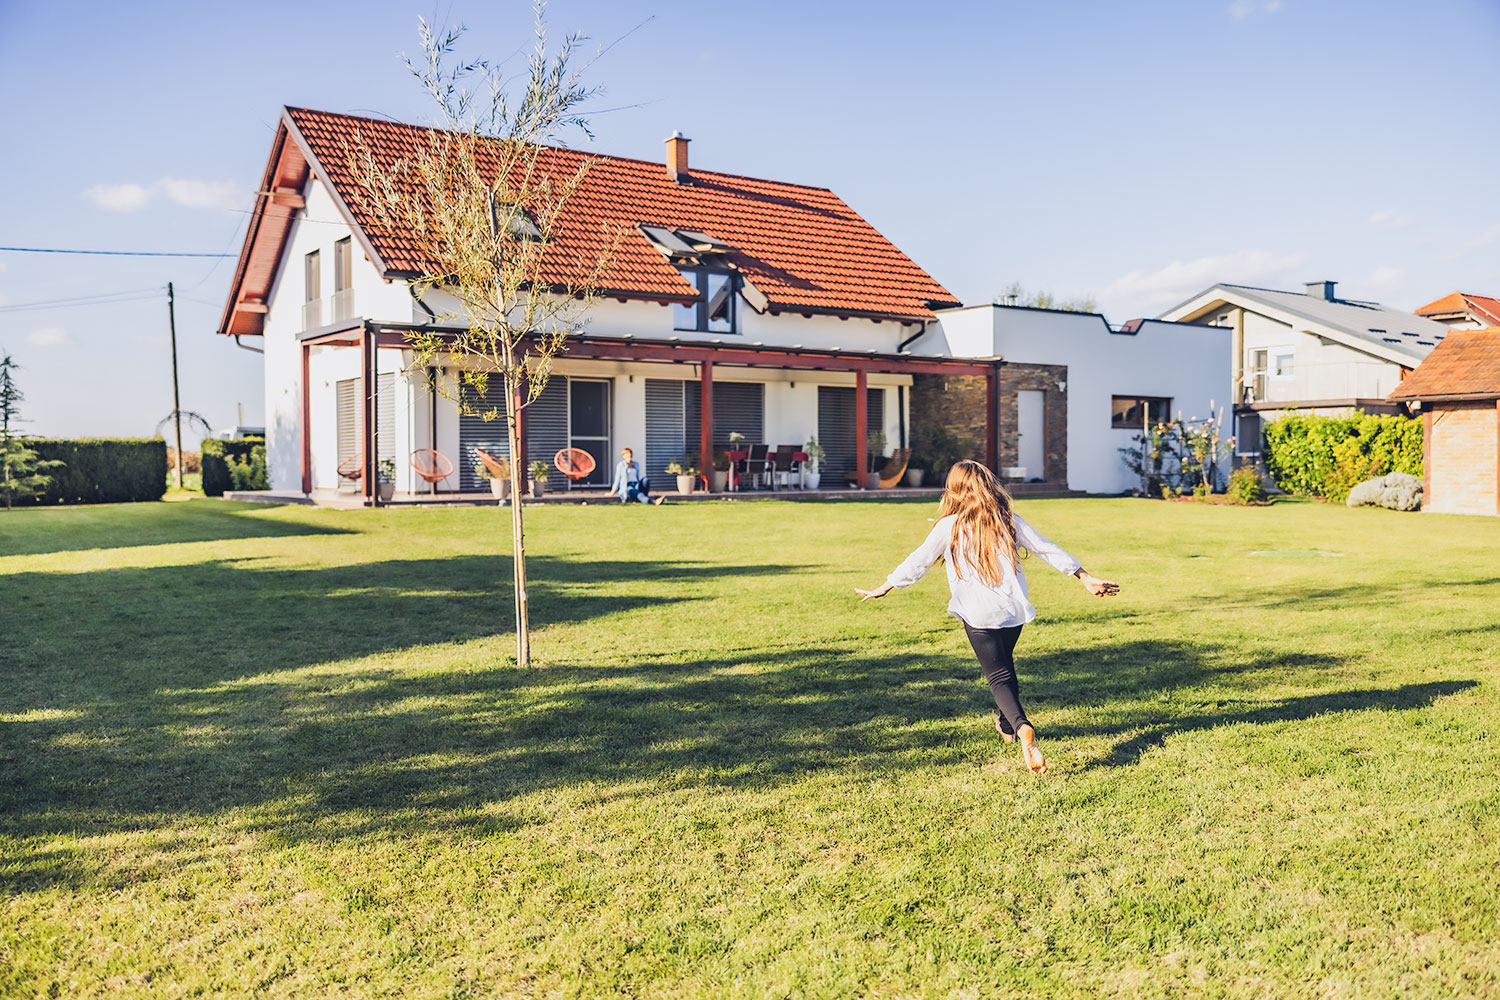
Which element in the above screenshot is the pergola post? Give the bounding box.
[700,360,714,491]
[361,326,375,505]
[300,342,312,495]
[855,367,868,488]
[985,363,1000,474]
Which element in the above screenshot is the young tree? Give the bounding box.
[348,9,620,666]
[994,282,1098,314]
[0,353,63,510]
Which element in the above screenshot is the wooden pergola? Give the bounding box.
[299,320,1006,503]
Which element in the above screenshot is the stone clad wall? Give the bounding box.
[909,363,1069,486]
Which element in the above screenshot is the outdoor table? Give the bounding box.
[725,450,748,491]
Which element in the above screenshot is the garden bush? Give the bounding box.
[201,437,268,496]
[27,438,167,504]
[1262,413,1421,502]
[1225,465,1267,505]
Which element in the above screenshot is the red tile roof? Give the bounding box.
[222,107,959,333]
[1414,291,1500,325]
[1389,328,1500,400]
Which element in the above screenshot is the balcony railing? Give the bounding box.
[301,290,356,331]
[332,287,356,323]
[301,298,323,330]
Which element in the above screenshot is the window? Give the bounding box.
[304,250,321,302]
[333,238,352,292]
[1111,395,1171,429]
[1247,348,1268,400]
[673,268,737,333]
[1271,349,1294,379]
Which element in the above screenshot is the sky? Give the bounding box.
[1,0,1496,438]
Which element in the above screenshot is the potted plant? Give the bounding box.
[666,459,697,494]
[728,431,745,451]
[376,457,396,502]
[863,430,887,489]
[905,464,926,488]
[477,459,510,501]
[803,437,824,490]
[528,459,549,498]
[711,450,731,492]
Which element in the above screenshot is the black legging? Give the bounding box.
[962,623,1030,736]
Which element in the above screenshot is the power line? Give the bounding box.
[0,246,236,258]
[0,290,165,314]
[0,286,162,311]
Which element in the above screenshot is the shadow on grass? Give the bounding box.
[1,599,1478,893]
[0,500,352,558]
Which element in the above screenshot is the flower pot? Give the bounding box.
[530,480,545,498]
[711,470,728,492]
[377,481,395,502]
[489,478,509,501]
[676,475,697,494]
[905,469,925,487]
[803,470,820,490]
[863,472,880,490]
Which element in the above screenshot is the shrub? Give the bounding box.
[913,424,976,481]
[27,439,168,505]
[166,447,201,475]
[1262,413,1421,502]
[1225,465,1267,505]
[1346,472,1423,511]
[201,437,268,496]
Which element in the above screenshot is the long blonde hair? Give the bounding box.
[935,460,1019,586]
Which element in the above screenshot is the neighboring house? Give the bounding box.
[904,305,1229,495]
[1414,291,1500,330]
[1159,281,1449,462]
[218,107,998,500]
[1387,328,1500,516]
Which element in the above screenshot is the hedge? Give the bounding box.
[1262,413,1422,502]
[27,438,168,505]
[201,437,268,496]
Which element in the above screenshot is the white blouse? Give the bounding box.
[885,513,1083,629]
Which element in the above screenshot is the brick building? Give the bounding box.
[1388,328,1500,516]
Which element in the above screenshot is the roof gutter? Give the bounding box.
[897,321,928,353]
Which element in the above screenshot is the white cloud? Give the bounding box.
[1102,249,1310,317]
[80,177,242,213]
[28,327,72,348]
[1366,265,1403,295]
[1229,0,1284,18]
[156,177,241,211]
[1367,210,1414,230]
[82,182,153,212]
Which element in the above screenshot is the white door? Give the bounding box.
[1017,390,1045,481]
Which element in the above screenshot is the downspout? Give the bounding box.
[233,335,264,354]
[410,285,437,323]
[897,320,928,354]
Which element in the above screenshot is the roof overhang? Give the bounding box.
[1388,391,1500,403]
[314,321,1003,375]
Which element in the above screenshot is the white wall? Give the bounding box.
[1239,310,1404,402]
[919,305,1230,494]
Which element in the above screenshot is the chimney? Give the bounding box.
[665,131,690,183]
[1304,280,1337,301]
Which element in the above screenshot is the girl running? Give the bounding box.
[855,460,1118,774]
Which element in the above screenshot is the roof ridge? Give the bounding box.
[282,105,838,195]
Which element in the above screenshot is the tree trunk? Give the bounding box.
[506,393,531,668]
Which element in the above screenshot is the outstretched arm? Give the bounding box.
[856,519,948,602]
[1014,514,1119,597]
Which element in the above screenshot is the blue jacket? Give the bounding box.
[611,460,645,496]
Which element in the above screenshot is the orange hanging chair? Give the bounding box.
[554,447,596,482]
[410,449,454,484]
[336,456,363,482]
[473,447,510,480]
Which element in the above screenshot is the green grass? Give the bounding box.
[1,496,1496,998]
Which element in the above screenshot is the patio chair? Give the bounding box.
[473,447,509,480]
[768,447,800,490]
[410,449,454,494]
[743,444,770,490]
[336,456,363,490]
[554,447,596,484]
[877,448,911,489]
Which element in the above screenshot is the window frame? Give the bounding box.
[1269,346,1295,381]
[333,237,352,293]
[1110,395,1172,430]
[672,266,739,334]
[304,249,321,303]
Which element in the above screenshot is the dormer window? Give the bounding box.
[673,268,737,334]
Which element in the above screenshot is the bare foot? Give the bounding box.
[994,715,1016,744]
[1017,724,1047,775]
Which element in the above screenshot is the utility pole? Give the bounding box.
[168,282,184,489]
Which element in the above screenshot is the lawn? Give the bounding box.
[1,496,1496,998]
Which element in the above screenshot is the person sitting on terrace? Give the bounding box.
[612,448,665,505]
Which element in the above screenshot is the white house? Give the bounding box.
[1160,281,1447,460]
[218,107,1000,501]
[906,305,1230,494]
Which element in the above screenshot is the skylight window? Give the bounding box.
[639,224,735,262]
